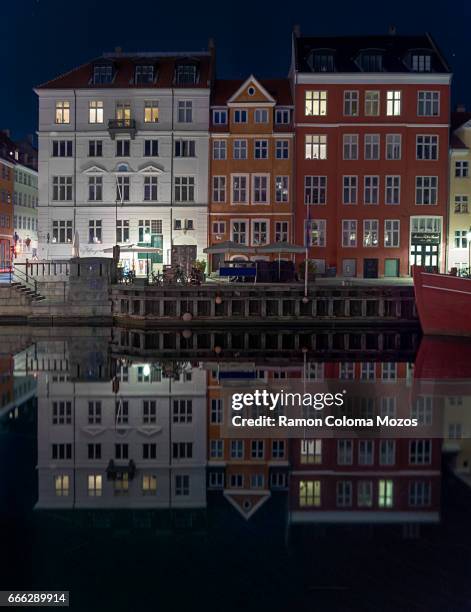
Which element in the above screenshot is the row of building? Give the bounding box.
[3,28,471,277]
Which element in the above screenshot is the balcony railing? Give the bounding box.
[108,118,137,139]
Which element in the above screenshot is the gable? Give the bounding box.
[228,75,275,105]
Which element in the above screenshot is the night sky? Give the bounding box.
[2,0,469,140]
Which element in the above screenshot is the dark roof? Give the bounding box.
[451,111,471,132]
[294,34,450,73]
[211,78,292,106]
[450,134,467,150]
[0,131,18,165]
[36,52,214,90]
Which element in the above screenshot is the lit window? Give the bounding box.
[89,100,103,124]
[305,134,327,160]
[386,91,402,116]
[305,91,327,116]
[55,101,70,124]
[144,101,159,123]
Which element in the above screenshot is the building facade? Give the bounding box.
[208,76,294,271]
[13,163,39,259]
[0,133,15,271]
[35,46,214,274]
[291,32,451,277]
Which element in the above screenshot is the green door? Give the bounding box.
[384,258,399,277]
[137,234,163,264]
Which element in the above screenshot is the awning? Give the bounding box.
[102,244,162,254]
[203,241,255,255]
[255,241,305,254]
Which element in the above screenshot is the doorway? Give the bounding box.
[342,259,356,277]
[363,258,379,279]
[171,245,197,275]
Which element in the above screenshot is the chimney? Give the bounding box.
[456,103,467,113]
[293,24,301,38]
[114,46,123,55]
[388,24,397,35]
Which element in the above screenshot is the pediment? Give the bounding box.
[82,164,107,175]
[137,163,164,174]
[228,75,275,105]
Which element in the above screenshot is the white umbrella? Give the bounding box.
[72,231,80,257]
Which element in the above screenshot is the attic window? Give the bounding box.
[359,52,383,72]
[175,64,197,85]
[312,52,334,72]
[93,65,113,84]
[135,65,155,84]
[411,53,432,72]
[248,86,256,96]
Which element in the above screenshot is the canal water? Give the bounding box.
[1,326,471,611]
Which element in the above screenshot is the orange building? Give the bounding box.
[0,132,16,270]
[208,76,294,271]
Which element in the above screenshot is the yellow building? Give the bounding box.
[448,109,471,272]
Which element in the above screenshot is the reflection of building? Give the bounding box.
[291,29,451,277]
[35,45,215,271]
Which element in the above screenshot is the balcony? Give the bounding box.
[108,118,137,140]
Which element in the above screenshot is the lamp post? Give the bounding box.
[144,230,151,282]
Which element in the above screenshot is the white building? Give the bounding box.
[35,46,214,274]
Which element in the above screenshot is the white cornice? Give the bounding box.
[295,122,449,128]
[296,73,452,85]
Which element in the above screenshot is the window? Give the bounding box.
[343,134,359,160]
[143,100,159,123]
[116,140,130,157]
[210,439,224,459]
[233,139,247,160]
[409,481,431,507]
[143,401,156,425]
[93,64,112,84]
[231,221,247,244]
[88,443,101,460]
[88,401,102,424]
[173,442,193,460]
[357,481,373,507]
[307,219,326,247]
[275,108,290,124]
[454,230,468,249]
[142,443,157,460]
[385,176,401,205]
[144,176,158,201]
[175,140,196,158]
[455,195,469,214]
[412,54,432,72]
[230,440,244,459]
[358,440,374,465]
[271,440,285,459]
[379,439,396,465]
[251,474,264,489]
[342,220,357,247]
[299,480,321,507]
[386,134,401,160]
[359,53,383,71]
[55,101,70,124]
[209,472,224,489]
[275,221,289,242]
[51,443,72,460]
[177,100,193,123]
[116,220,130,243]
[89,140,103,157]
[343,176,358,204]
[344,91,359,116]
[364,134,380,160]
[174,176,195,202]
[173,399,193,423]
[336,481,353,507]
[232,175,248,204]
[52,220,72,244]
[417,91,439,117]
[52,176,72,201]
[213,221,226,235]
[114,473,128,494]
[455,161,469,178]
[234,109,247,123]
[134,64,154,84]
[337,439,353,464]
[364,176,379,205]
[448,423,462,439]
[251,440,264,459]
[88,474,102,497]
[88,220,102,244]
[52,140,73,157]
[210,399,222,424]
[416,176,438,205]
[254,108,269,123]
[254,140,268,159]
[175,64,197,84]
[339,362,355,380]
[89,100,103,124]
[230,474,244,488]
[381,362,397,381]
[384,220,400,247]
[116,176,130,201]
[275,140,289,159]
[386,91,401,116]
[175,475,190,496]
[416,135,438,160]
[88,176,103,201]
[55,475,70,497]
[305,91,327,116]
[363,219,379,247]
[378,479,394,507]
[252,220,268,245]
[360,362,375,380]
[212,140,226,160]
[275,176,289,203]
[304,176,326,205]
[312,52,334,72]
[144,139,159,156]
[213,109,227,124]
[52,401,72,425]
[365,91,380,116]
[300,439,322,464]
[252,175,269,203]
[212,176,226,203]
[305,135,327,160]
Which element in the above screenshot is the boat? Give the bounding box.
[412,265,471,336]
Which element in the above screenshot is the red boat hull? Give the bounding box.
[413,265,471,336]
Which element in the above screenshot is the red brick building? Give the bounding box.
[291,32,451,277]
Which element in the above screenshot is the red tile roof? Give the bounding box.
[36,52,214,89]
[211,78,292,106]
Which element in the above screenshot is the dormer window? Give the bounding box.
[358,52,383,72]
[175,64,197,85]
[312,52,335,72]
[135,65,155,84]
[411,53,432,72]
[93,64,113,84]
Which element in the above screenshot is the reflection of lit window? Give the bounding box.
[142,474,157,495]
[114,472,129,495]
[378,479,393,507]
[88,474,102,497]
[299,480,321,507]
[300,439,322,464]
[55,474,69,497]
